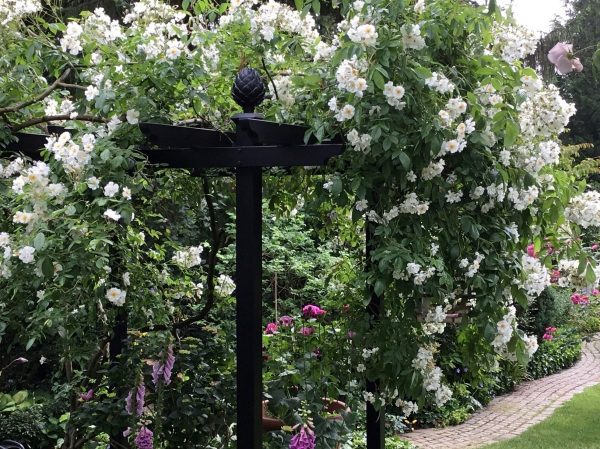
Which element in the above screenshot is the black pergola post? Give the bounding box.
[234,112,264,449]
[366,222,385,449]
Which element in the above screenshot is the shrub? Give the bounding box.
[527,328,582,379]
[522,287,573,336]
[0,405,48,449]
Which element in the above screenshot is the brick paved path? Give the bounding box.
[402,335,600,449]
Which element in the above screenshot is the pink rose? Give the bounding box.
[279,315,294,326]
[302,304,326,318]
[527,243,536,258]
[299,326,315,336]
[265,322,278,334]
[548,42,584,74]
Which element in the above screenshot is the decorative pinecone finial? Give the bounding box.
[232,67,265,113]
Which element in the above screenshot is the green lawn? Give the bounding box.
[479,383,600,449]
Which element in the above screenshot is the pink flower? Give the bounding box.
[134,426,153,449]
[265,322,279,334]
[571,293,590,305]
[545,243,555,255]
[151,361,164,386]
[527,243,536,258]
[302,304,326,318]
[548,42,584,74]
[592,244,599,251]
[125,390,133,414]
[593,289,600,296]
[79,389,94,402]
[543,333,554,341]
[550,269,561,283]
[347,331,357,339]
[279,315,294,326]
[299,326,315,336]
[289,425,316,449]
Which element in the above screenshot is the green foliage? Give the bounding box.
[527,328,582,379]
[0,405,48,448]
[522,287,573,336]
[0,390,33,412]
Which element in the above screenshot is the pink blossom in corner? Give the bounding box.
[548,42,584,74]
[550,269,561,283]
[279,315,294,326]
[302,304,326,318]
[289,425,316,449]
[527,244,536,258]
[593,289,600,296]
[265,322,279,334]
[592,244,599,251]
[299,326,315,336]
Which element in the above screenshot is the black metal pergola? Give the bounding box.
[5,68,385,449]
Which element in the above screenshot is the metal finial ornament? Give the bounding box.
[232,68,266,113]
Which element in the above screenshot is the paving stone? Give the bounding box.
[401,336,600,449]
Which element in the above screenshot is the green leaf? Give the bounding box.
[397,151,411,170]
[33,232,45,250]
[100,149,111,161]
[504,120,519,148]
[372,69,386,90]
[25,337,35,350]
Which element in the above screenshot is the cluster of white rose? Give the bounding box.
[172,245,203,269]
[518,84,576,139]
[383,81,406,110]
[336,56,369,98]
[268,76,295,109]
[221,0,318,46]
[400,23,426,50]
[459,252,485,278]
[509,140,561,174]
[398,192,430,215]
[347,22,378,47]
[422,305,447,336]
[328,97,356,122]
[425,72,455,94]
[520,254,551,301]
[401,262,436,286]
[45,132,96,174]
[564,191,600,229]
[493,304,539,358]
[215,274,236,296]
[411,347,453,406]
[556,259,600,289]
[421,159,445,181]
[0,0,40,27]
[491,23,537,64]
[507,186,539,211]
[347,129,372,153]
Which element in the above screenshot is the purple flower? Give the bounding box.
[289,425,316,449]
[134,426,153,449]
[136,383,145,416]
[125,390,133,414]
[79,389,94,402]
[151,361,164,386]
[163,345,175,386]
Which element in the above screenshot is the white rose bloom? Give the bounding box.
[106,287,126,306]
[18,246,35,264]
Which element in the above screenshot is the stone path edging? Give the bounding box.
[402,335,600,449]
